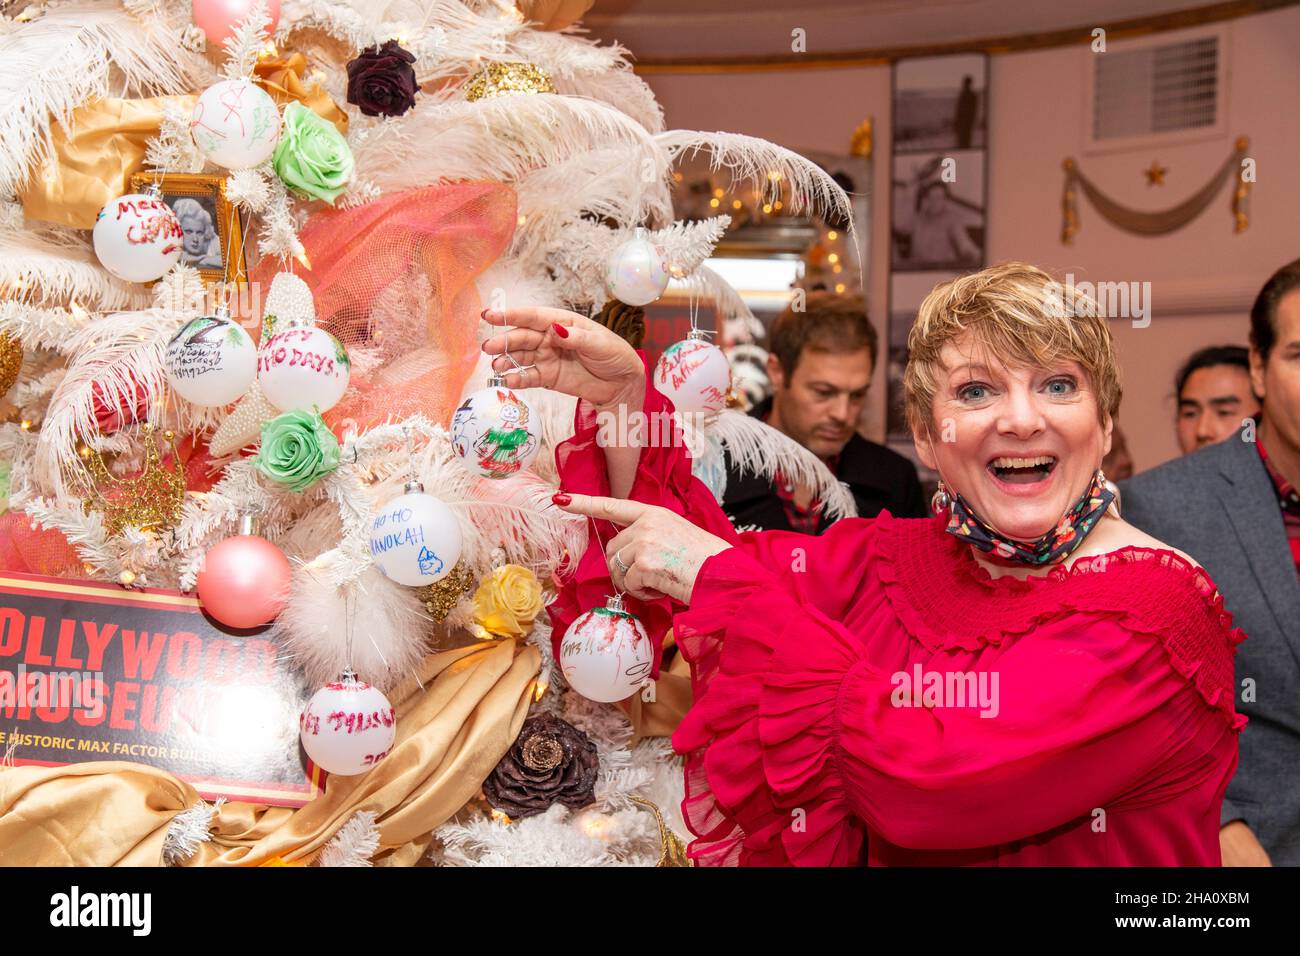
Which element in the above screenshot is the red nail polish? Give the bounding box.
[552,492,572,506]
[551,323,569,338]
[480,308,490,319]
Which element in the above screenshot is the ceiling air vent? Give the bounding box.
[1086,30,1226,152]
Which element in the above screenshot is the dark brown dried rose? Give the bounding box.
[346,40,419,118]
[483,712,598,819]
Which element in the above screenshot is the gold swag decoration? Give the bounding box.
[20,95,196,229]
[1062,137,1250,243]
[463,62,557,101]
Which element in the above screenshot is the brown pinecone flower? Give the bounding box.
[594,299,646,348]
[483,713,599,819]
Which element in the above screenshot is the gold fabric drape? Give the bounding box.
[617,630,693,745]
[20,95,197,229]
[1061,137,1250,242]
[515,0,594,31]
[0,640,539,867]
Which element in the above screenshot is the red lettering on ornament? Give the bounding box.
[325,707,396,734]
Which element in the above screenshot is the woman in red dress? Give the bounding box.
[482,263,1245,866]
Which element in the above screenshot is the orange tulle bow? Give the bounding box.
[250,181,518,434]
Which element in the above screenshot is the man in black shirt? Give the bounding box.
[723,292,927,533]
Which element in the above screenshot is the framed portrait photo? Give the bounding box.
[129,172,247,287]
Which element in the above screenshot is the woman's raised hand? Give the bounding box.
[481,307,644,412]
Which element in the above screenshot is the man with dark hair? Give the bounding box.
[1175,345,1261,454]
[1122,258,1300,866]
[722,292,926,533]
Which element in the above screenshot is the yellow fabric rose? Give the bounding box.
[471,565,543,640]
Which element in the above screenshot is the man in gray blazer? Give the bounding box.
[1121,259,1300,866]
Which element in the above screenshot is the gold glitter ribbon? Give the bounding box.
[463,62,557,101]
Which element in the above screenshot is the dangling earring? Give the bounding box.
[930,479,952,516]
[1098,467,1122,518]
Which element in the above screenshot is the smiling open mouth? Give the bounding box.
[988,455,1058,484]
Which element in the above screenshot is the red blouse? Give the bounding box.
[548,360,1247,866]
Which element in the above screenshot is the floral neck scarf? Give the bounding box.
[944,471,1115,566]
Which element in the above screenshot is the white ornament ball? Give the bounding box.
[559,602,653,703]
[605,231,669,307]
[190,79,281,170]
[257,325,351,413]
[653,337,732,415]
[369,490,463,587]
[92,193,183,283]
[450,384,540,479]
[299,676,396,776]
[165,312,257,406]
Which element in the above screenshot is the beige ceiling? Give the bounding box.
[580,0,1269,63]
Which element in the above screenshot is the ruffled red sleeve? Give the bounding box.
[672,519,1245,866]
[547,351,739,677]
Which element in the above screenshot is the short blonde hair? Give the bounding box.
[903,262,1122,434]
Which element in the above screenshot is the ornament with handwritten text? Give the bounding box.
[257,325,350,413]
[653,332,731,415]
[299,672,396,776]
[190,79,282,170]
[559,595,653,703]
[369,483,463,587]
[450,378,540,480]
[92,192,183,283]
[165,306,257,406]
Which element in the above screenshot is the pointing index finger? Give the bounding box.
[556,493,653,526]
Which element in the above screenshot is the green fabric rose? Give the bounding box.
[254,408,340,492]
[271,101,355,204]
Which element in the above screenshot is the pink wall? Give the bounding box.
[641,4,1300,472]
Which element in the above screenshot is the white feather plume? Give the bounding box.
[510,147,675,270]
[694,409,858,523]
[0,220,151,314]
[276,565,431,691]
[552,66,665,135]
[656,129,855,230]
[684,263,757,333]
[353,92,663,200]
[0,2,207,199]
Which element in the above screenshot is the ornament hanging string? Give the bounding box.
[585,514,623,599]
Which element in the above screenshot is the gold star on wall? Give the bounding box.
[1144,160,1167,186]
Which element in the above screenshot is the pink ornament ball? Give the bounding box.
[192,0,282,48]
[196,533,291,629]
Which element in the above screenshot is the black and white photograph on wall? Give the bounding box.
[886,270,958,445]
[893,52,988,152]
[891,150,986,271]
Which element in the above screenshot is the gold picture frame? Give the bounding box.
[129,171,247,288]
